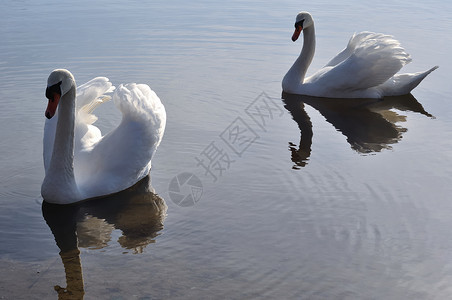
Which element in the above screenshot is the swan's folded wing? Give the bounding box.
[311,33,411,93]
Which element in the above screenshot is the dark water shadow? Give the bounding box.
[282,92,433,169]
[42,176,167,299]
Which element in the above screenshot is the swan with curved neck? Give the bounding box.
[41,69,166,204]
[282,12,438,98]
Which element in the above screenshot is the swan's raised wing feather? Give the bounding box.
[308,32,412,96]
[75,83,166,198]
[74,77,115,153]
[76,77,115,110]
[325,32,389,67]
[45,77,115,172]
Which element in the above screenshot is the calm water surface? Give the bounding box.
[1,0,452,299]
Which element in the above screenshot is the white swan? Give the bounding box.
[42,69,166,204]
[282,12,438,98]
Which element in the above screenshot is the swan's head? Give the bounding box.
[292,11,314,42]
[45,69,75,119]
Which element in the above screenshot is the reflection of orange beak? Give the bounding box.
[292,26,302,42]
[45,94,60,119]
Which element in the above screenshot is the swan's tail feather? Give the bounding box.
[381,66,439,96]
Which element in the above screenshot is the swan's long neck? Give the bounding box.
[298,25,316,81]
[42,85,82,203]
[283,25,316,92]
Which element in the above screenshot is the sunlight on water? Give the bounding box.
[1,0,452,298]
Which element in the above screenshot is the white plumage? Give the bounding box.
[42,69,166,204]
[282,12,438,98]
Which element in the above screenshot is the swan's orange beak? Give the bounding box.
[292,26,302,42]
[45,94,60,119]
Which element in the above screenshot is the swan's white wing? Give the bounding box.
[76,77,115,110]
[307,32,411,96]
[44,77,115,174]
[75,83,166,198]
[325,32,387,67]
[74,77,115,151]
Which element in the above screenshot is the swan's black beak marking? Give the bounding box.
[45,81,62,119]
[45,81,62,101]
[294,19,305,29]
[292,19,304,42]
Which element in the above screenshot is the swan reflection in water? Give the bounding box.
[282,92,433,169]
[42,176,167,299]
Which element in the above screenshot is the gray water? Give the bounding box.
[1,0,452,299]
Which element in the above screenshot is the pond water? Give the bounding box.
[1,0,451,299]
